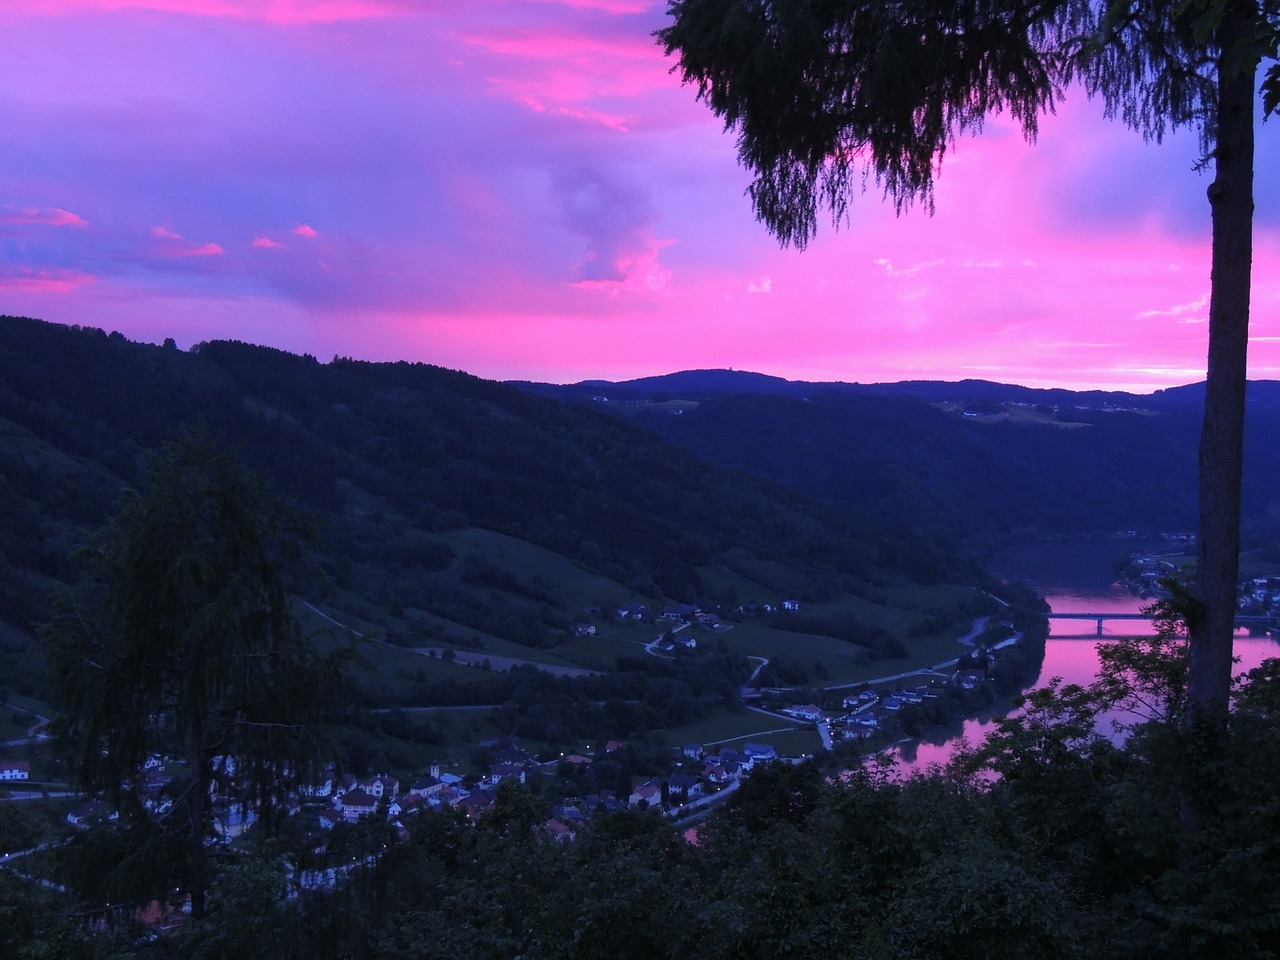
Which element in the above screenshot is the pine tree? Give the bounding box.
[44,431,347,917]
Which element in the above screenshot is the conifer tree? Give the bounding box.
[44,432,344,917]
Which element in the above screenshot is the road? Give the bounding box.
[0,704,51,747]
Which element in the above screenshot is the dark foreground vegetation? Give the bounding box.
[4,630,1279,960]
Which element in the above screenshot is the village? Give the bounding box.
[0,595,1026,862]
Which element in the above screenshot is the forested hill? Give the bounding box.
[0,316,978,644]
[520,369,1280,552]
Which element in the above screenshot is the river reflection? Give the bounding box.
[891,582,1280,776]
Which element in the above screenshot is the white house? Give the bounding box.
[360,774,399,799]
[783,704,823,722]
[0,760,30,781]
[628,781,662,808]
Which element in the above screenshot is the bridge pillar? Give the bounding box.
[1097,619,1104,636]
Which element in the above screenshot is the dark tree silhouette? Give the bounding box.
[44,432,346,916]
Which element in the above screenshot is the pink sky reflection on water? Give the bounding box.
[891,593,1280,776]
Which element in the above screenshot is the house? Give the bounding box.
[490,762,527,785]
[703,760,740,783]
[214,802,257,838]
[303,775,334,798]
[582,792,626,816]
[782,600,800,611]
[432,785,469,809]
[0,760,30,781]
[409,775,445,798]
[667,773,704,800]
[682,743,704,760]
[784,704,823,722]
[843,691,878,710]
[602,740,626,754]
[628,781,662,808]
[717,747,752,769]
[574,623,597,637]
[338,789,378,822]
[360,774,400,799]
[743,742,777,761]
[332,772,360,798]
[543,819,575,842]
[389,794,426,819]
[456,792,494,820]
[67,800,119,827]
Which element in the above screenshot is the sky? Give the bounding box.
[1,0,1278,392]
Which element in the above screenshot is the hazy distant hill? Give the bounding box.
[519,368,1280,553]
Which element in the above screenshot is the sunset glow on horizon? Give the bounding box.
[1,0,1278,392]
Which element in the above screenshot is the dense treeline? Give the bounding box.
[6,641,1280,960]
[372,652,751,737]
[534,378,1280,556]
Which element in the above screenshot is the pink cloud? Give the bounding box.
[460,22,677,122]
[0,206,89,228]
[6,0,419,25]
[150,225,224,257]
[292,224,318,238]
[571,238,674,293]
[530,0,653,12]
[505,92,631,131]
[252,236,284,248]
[0,266,95,292]
[464,28,657,62]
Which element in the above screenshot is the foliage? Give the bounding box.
[41,433,349,915]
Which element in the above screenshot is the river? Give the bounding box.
[892,540,1280,773]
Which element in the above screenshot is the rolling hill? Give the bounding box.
[0,316,992,718]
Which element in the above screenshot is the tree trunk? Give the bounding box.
[189,721,209,919]
[1184,0,1257,821]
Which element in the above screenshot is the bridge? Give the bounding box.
[1051,611,1275,636]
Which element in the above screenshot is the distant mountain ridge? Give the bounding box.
[522,367,1280,411]
[515,368,1280,555]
